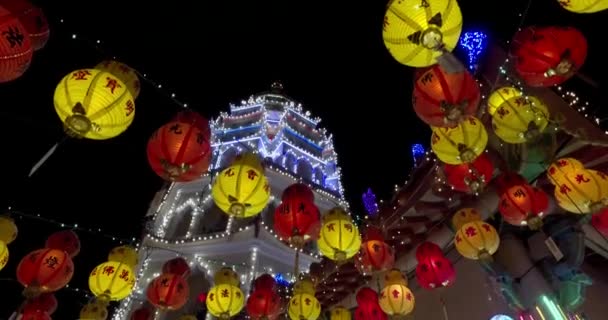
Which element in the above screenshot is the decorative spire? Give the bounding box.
[362,188,379,217]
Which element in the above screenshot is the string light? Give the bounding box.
[362,188,379,217]
[411,143,426,166]
[458,30,489,72]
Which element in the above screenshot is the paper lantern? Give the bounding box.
[355,227,394,274]
[354,287,386,320]
[130,307,153,320]
[147,120,211,182]
[20,309,51,320]
[162,257,191,278]
[0,5,32,82]
[511,26,587,87]
[415,242,455,289]
[206,284,245,319]
[414,242,444,262]
[0,240,8,271]
[146,273,189,311]
[288,293,321,320]
[356,287,379,307]
[383,268,408,286]
[383,0,463,67]
[412,65,480,127]
[79,299,109,320]
[274,193,321,247]
[0,215,17,244]
[378,284,415,316]
[444,152,494,193]
[214,267,240,287]
[492,96,550,144]
[547,158,584,186]
[487,87,522,116]
[554,169,608,214]
[454,221,500,260]
[88,261,135,301]
[494,172,528,196]
[431,116,488,165]
[173,110,210,136]
[253,274,277,292]
[293,277,316,295]
[282,183,315,203]
[246,288,282,320]
[54,69,135,139]
[45,230,80,258]
[108,246,138,269]
[95,60,141,99]
[317,207,361,262]
[557,0,608,13]
[591,208,608,237]
[0,0,49,50]
[499,184,549,228]
[212,153,270,218]
[17,248,74,295]
[22,293,58,315]
[451,207,482,230]
[330,307,352,320]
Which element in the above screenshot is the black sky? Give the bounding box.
[1,0,607,318]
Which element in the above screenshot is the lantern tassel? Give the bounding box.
[28,137,68,177]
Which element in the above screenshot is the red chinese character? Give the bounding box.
[465,226,477,237]
[431,133,440,145]
[209,293,214,301]
[496,107,509,119]
[247,169,258,180]
[392,289,400,298]
[305,298,311,305]
[455,235,462,243]
[406,293,412,301]
[326,223,335,232]
[72,70,92,80]
[224,168,235,177]
[119,269,130,280]
[103,266,115,276]
[125,100,134,116]
[512,188,526,198]
[221,289,229,298]
[383,16,390,30]
[482,224,491,232]
[559,184,572,195]
[558,0,570,7]
[468,118,477,125]
[106,77,122,94]
[264,182,270,193]
[575,174,590,184]
[344,223,353,232]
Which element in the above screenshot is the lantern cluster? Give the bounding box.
[495,173,549,229]
[378,269,415,317]
[415,242,455,290]
[0,215,18,271]
[317,207,361,263]
[274,183,321,248]
[443,152,494,194]
[355,226,394,275]
[212,152,271,218]
[247,274,283,320]
[206,267,245,319]
[147,257,191,311]
[288,276,321,320]
[354,287,387,320]
[452,208,500,261]
[546,158,608,214]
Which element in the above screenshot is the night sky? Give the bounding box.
[1,0,607,318]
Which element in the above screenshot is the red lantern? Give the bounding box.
[281,183,315,203]
[45,230,81,258]
[173,110,210,137]
[591,208,608,237]
[0,6,33,83]
[20,309,51,320]
[22,293,58,315]
[274,186,320,247]
[412,64,480,128]
[146,273,189,310]
[0,0,49,50]
[498,184,549,228]
[147,120,212,182]
[17,248,74,295]
[130,306,153,320]
[444,153,494,193]
[494,172,527,196]
[415,242,455,290]
[355,227,394,274]
[162,257,190,278]
[253,274,277,292]
[246,288,282,320]
[354,287,387,320]
[511,26,587,87]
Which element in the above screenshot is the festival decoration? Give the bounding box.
[54,69,135,139]
[487,87,522,116]
[207,284,246,319]
[88,261,136,301]
[95,60,141,99]
[553,168,608,214]
[0,5,32,83]
[108,246,139,268]
[511,26,587,87]
[288,277,321,320]
[431,116,488,165]
[17,248,74,296]
[0,0,49,50]
[458,30,489,71]
[45,230,81,258]
[451,207,482,230]
[214,267,240,287]
[173,110,211,134]
[247,274,282,320]
[0,240,9,271]
[494,172,528,195]
[330,307,352,320]
[383,0,463,67]
[212,153,271,218]
[147,119,212,182]
[129,307,153,320]
[443,152,494,193]
[492,96,550,144]
[79,299,110,320]
[317,207,361,262]
[354,287,387,320]
[282,182,315,203]
[20,309,51,320]
[0,215,17,244]
[355,227,394,274]
[415,242,455,289]
[22,293,58,316]
[412,64,480,127]
[146,273,189,311]
[274,183,321,247]
[498,184,549,229]
[378,283,415,316]
[454,221,500,260]
[557,0,608,14]
[546,158,584,186]
[162,257,191,278]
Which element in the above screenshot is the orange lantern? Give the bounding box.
[17,248,74,296]
[0,5,33,82]
[355,227,394,274]
[146,273,189,310]
[499,184,549,229]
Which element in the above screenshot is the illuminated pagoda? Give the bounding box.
[113,83,348,319]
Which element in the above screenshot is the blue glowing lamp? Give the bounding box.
[274,273,291,287]
[411,143,425,166]
[458,31,488,71]
[362,188,379,217]
[489,315,514,320]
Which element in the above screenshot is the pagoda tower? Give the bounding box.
[113,83,348,319]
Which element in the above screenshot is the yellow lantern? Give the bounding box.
[176,315,198,320]
[454,221,500,260]
[378,284,415,316]
[293,277,316,295]
[487,87,522,116]
[330,307,351,320]
[431,116,488,165]
[492,96,550,144]
[317,207,361,262]
[554,169,608,214]
[88,261,135,301]
[80,299,109,320]
[451,207,482,230]
[288,293,321,320]
[108,246,139,268]
[383,0,463,67]
[0,215,17,244]
[547,158,584,186]
[0,241,8,271]
[95,60,141,99]
[212,153,270,218]
[557,0,608,13]
[384,268,408,286]
[54,68,135,140]
[206,284,245,319]
[214,267,240,287]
